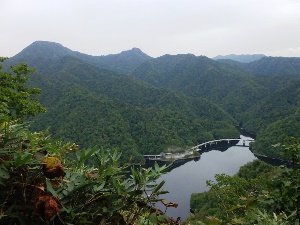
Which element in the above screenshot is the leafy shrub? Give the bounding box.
[0,120,173,224]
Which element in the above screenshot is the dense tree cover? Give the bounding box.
[30,82,238,164]
[132,53,300,159]
[186,144,300,225]
[132,54,267,118]
[3,55,239,163]
[243,57,300,76]
[219,56,300,76]
[187,160,276,223]
[98,47,152,73]
[0,60,176,224]
[240,78,300,134]
[0,57,45,121]
[239,77,300,158]
[7,41,300,161]
[251,110,300,159]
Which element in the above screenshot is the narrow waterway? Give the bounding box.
[154,135,256,221]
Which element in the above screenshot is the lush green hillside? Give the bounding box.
[8,41,300,161]
[132,54,266,118]
[132,53,300,159]
[241,78,300,133]
[5,53,238,163]
[220,56,300,76]
[235,77,300,158]
[250,110,300,158]
[98,47,152,73]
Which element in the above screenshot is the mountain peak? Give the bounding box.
[15,41,73,60]
[31,40,64,47]
[9,41,152,73]
[117,47,151,59]
[131,47,142,52]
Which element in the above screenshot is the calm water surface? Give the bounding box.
[155,136,256,221]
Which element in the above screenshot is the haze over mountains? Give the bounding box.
[5,41,300,161]
[213,54,266,63]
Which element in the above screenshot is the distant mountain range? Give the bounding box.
[217,56,300,76]
[213,54,266,63]
[5,41,300,161]
[9,41,152,74]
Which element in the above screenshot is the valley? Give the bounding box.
[2,41,300,224]
[2,1,300,223]
[5,41,300,163]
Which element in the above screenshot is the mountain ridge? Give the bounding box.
[8,41,152,73]
[9,49,239,163]
[213,54,266,63]
[218,56,300,76]
[7,40,300,161]
[132,53,266,117]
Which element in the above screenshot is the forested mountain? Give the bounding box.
[219,56,300,76]
[98,47,152,73]
[6,41,300,162]
[6,46,239,163]
[8,41,151,74]
[132,54,266,117]
[237,77,300,158]
[3,51,300,224]
[213,54,266,63]
[132,53,300,159]
[241,78,300,134]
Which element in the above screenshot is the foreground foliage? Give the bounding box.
[0,57,45,120]
[0,120,175,224]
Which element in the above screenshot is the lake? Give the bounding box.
[154,135,256,221]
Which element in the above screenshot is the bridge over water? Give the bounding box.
[143,138,254,161]
[191,138,253,151]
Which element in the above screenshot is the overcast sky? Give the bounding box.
[2,0,300,58]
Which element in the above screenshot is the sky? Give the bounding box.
[2,0,300,58]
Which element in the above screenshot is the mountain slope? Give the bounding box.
[241,78,300,133]
[219,56,300,76]
[132,54,266,117]
[98,48,152,73]
[10,54,239,163]
[10,41,300,161]
[131,53,300,160]
[237,78,300,158]
[251,109,300,158]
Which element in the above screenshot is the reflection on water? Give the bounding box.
[153,136,256,221]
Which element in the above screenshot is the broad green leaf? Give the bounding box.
[0,166,10,180]
[149,213,158,224]
[153,180,165,194]
[46,179,58,198]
